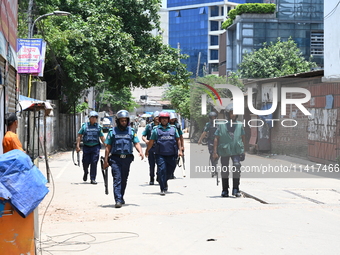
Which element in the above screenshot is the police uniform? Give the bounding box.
[142,122,157,183]
[105,126,140,204]
[170,122,183,178]
[215,120,245,196]
[150,123,180,193]
[78,122,104,182]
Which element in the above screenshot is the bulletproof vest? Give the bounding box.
[155,126,177,156]
[110,126,133,155]
[83,123,100,144]
[146,123,155,140]
[207,122,217,142]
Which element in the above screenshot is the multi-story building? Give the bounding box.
[166,0,262,77]
[225,0,324,73]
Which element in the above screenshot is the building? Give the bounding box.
[225,0,324,74]
[0,1,18,155]
[166,0,262,77]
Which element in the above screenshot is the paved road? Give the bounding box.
[36,132,340,255]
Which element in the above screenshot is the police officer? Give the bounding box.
[213,104,245,197]
[145,112,182,196]
[169,112,184,179]
[76,111,105,184]
[104,110,144,208]
[198,112,218,177]
[142,111,160,185]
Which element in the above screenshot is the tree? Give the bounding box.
[18,0,191,113]
[238,38,317,79]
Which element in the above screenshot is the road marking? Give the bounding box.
[56,161,72,179]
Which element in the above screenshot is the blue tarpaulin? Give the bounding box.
[0,150,49,218]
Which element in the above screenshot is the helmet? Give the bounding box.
[153,111,160,118]
[225,103,234,113]
[89,111,99,118]
[116,110,130,119]
[208,112,217,119]
[159,111,170,119]
[169,112,178,120]
[116,110,130,127]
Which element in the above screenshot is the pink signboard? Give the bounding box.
[17,38,44,74]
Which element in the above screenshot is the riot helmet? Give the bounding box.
[116,110,130,128]
[153,111,160,118]
[89,111,99,118]
[225,103,237,120]
[159,111,170,120]
[169,112,178,120]
[208,112,217,120]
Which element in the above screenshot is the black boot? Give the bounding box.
[221,178,229,197]
[149,177,154,185]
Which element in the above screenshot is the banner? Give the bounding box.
[17,38,45,74]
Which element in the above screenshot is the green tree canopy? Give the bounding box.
[18,0,191,113]
[238,38,317,79]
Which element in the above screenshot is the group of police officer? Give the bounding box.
[77,110,184,208]
[77,104,245,208]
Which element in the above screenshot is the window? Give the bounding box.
[175,11,181,17]
[210,50,218,60]
[210,21,219,31]
[210,6,219,17]
[210,35,218,45]
[199,7,205,14]
[310,31,323,55]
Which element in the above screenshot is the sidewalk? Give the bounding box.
[36,134,340,255]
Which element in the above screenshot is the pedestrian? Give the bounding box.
[213,104,245,197]
[198,111,218,177]
[145,111,182,196]
[169,112,184,179]
[2,113,24,153]
[142,111,160,185]
[76,111,106,184]
[103,110,144,208]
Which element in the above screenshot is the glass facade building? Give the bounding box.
[168,0,263,77]
[226,0,324,72]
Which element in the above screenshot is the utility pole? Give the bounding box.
[28,0,34,38]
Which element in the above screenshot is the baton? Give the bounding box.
[181,155,186,178]
[100,156,109,195]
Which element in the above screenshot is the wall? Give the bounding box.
[323,0,340,81]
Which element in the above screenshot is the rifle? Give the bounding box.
[100,156,109,195]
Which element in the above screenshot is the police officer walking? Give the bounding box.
[103,110,144,208]
[213,104,245,197]
[198,112,218,177]
[142,111,160,185]
[169,112,184,179]
[76,111,106,184]
[145,112,182,196]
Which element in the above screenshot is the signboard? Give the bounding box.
[17,38,45,74]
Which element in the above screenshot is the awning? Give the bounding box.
[18,95,54,116]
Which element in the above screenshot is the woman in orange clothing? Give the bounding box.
[2,113,24,153]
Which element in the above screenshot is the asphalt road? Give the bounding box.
[36,131,340,255]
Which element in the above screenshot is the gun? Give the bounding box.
[100,156,109,195]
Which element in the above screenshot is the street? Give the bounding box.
[36,132,340,255]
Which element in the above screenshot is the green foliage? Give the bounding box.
[238,38,318,79]
[96,85,139,113]
[18,0,191,113]
[74,102,89,113]
[222,3,276,29]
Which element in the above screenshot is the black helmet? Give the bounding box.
[208,112,217,119]
[116,110,130,127]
